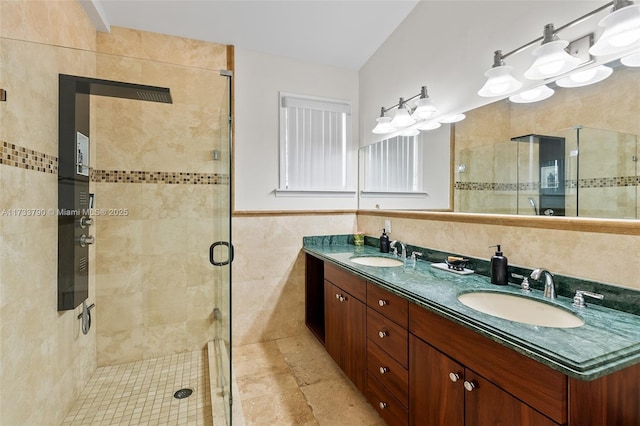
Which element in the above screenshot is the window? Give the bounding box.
[278,92,353,194]
[363,135,424,193]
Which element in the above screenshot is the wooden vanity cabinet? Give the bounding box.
[324,263,367,393]
[409,304,566,425]
[307,258,640,426]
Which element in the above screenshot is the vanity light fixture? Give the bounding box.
[509,84,555,103]
[411,86,437,120]
[438,113,466,124]
[390,98,416,128]
[372,86,438,134]
[478,50,523,97]
[621,50,640,65]
[589,0,640,57]
[478,2,629,98]
[556,64,613,87]
[400,128,421,136]
[372,107,397,134]
[416,120,442,131]
[524,24,581,80]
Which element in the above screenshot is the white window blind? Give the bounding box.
[279,93,352,192]
[363,136,424,192]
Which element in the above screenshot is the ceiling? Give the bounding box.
[86,0,421,70]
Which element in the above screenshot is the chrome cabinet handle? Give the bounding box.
[336,293,340,299]
[379,366,388,374]
[464,380,477,392]
[378,299,388,307]
[449,372,461,382]
[379,402,387,410]
[378,330,388,338]
[339,296,346,302]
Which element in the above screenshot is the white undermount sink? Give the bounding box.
[350,256,404,267]
[457,291,584,328]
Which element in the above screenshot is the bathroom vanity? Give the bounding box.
[303,236,640,425]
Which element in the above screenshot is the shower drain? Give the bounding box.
[173,388,194,399]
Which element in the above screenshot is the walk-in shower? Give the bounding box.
[0,29,233,425]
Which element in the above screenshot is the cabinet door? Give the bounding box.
[410,335,464,426]
[342,291,366,393]
[324,280,366,393]
[464,371,559,426]
[324,281,343,367]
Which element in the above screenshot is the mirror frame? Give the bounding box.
[357,208,640,236]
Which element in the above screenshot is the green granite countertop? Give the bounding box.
[303,240,640,381]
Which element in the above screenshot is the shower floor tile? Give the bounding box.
[60,351,212,426]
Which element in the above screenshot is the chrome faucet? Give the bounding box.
[530,268,556,299]
[390,240,407,261]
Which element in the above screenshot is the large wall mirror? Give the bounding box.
[359,59,639,221]
[455,62,639,220]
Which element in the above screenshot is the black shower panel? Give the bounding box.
[57,74,172,311]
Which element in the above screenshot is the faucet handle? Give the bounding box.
[573,290,604,308]
[410,251,423,260]
[520,277,532,293]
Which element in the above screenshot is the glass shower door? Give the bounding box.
[210,70,233,425]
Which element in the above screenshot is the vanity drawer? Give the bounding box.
[367,339,408,407]
[367,308,408,368]
[324,262,366,302]
[367,283,409,328]
[367,373,408,426]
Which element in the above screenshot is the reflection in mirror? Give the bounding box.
[362,135,424,194]
[454,63,639,220]
[359,125,451,210]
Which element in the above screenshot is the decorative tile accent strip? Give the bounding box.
[456,176,639,191]
[91,169,229,185]
[0,140,58,174]
[455,182,518,191]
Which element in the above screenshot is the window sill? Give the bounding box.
[360,191,429,198]
[275,189,357,198]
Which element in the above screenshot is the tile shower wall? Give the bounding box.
[0,1,98,425]
[455,68,640,216]
[92,27,229,365]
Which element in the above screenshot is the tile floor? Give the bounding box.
[60,351,212,426]
[233,330,384,425]
[60,329,382,425]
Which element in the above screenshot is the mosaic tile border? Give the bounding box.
[456,176,640,191]
[91,169,229,185]
[1,142,228,185]
[0,141,58,174]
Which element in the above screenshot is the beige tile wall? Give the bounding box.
[231,214,357,346]
[0,1,98,425]
[357,213,640,291]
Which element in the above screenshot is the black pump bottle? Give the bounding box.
[380,229,390,253]
[490,244,508,285]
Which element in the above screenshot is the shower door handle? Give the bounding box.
[210,241,234,266]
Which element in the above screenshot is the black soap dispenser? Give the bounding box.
[380,229,390,253]
[490,244,508,285]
